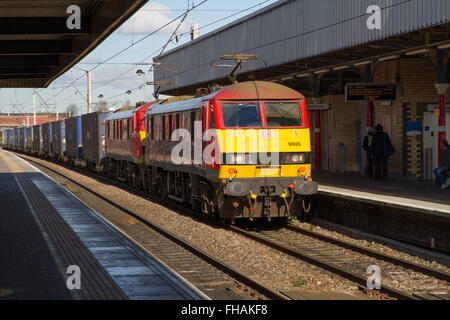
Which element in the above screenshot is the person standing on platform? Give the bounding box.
[371,124,394,182]
[433,140,450,189]
[363,128,375,179]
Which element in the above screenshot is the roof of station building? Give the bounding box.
[153,0,450,96]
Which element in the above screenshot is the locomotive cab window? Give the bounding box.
[169,115,173,138]
[222,102,262,128]
[209,103,215,129]
[162,115,166,140]
[150,116,154,140]
[175,113,180,130]
[264,102,303,127]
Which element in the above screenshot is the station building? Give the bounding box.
[153,0,450,180]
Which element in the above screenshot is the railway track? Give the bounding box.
[229,224,450,300]
[17,152,450,300]
[20,154,287,301]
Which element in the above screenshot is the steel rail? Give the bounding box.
[285,224,450,283]
[228,225,419,301]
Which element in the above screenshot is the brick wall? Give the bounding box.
[303,57,450,176]
[307,95,361,172]
[372,58,450,178]
[0,115,67,131]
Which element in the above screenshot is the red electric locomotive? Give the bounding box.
[103,103,155,187]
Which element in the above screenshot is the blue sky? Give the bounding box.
[0,0,278,115]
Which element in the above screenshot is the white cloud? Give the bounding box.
[119,2,191,35]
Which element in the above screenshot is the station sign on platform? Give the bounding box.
[345,83,397,102]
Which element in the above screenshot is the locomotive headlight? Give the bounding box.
[284,152,308,164]
[292,154,301,162]
[234,154,245,164]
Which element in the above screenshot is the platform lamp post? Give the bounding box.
[32,90,37,125]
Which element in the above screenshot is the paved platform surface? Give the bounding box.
[313,170,450,215]
[0,150,206,300]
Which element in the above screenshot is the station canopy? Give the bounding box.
[153,0,450,96]
[0,0,148,88]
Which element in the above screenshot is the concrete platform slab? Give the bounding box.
[0,150,207,300]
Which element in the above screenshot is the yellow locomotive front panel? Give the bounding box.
[216,128,312,180]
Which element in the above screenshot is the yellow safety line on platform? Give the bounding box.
[0,150,24,173]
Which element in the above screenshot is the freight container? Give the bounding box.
[51,120,66,158]
[19,127,26,151]
[32,124,42,154]
[25,127,33,152]
[42,122,52,154]
[6,129,13,148]
[13,127,19,150]
[65,116,83,161]
[82,111,109,168]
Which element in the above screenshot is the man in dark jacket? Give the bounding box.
[363,128,375,178]
[370,124,393,181]
[433,140,450,189]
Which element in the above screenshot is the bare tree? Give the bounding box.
[66,103,79,116]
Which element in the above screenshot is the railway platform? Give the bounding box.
[311,170,450,254]
[313,170,450,214]
[0,149,207,300]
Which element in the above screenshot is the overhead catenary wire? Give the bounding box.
[65,0,274,105]
[45,0,208,106]
[31,0,274,109]
[51,4,208,107]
